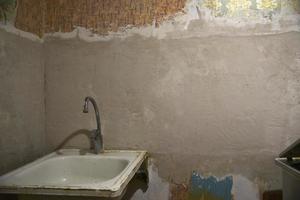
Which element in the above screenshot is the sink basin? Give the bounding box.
[0,149,147,197]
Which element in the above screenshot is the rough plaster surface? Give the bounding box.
[0,29,45,175]
[1,2,300,197]
[44,31,300,198]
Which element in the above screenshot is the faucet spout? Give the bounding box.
[83,96,103,154]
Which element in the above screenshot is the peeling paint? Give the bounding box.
[169,173,261,200]
[130,162,169,200]
[189,172,233,200]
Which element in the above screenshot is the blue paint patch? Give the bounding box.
[190,171,233,200]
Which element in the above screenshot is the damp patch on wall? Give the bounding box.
[189,172,233,200]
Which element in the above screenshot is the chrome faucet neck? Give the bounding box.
[83,96,103,154]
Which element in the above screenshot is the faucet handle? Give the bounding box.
[90,129,97,139]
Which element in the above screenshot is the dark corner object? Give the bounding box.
[263,190,282,200]
[275,138,300,200]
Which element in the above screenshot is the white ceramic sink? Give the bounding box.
[0,149,147,197]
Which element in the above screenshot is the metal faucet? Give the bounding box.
[83,96,104,154]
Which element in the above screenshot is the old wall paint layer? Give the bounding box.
[199,0,300,17]
[0,29,45,175]
[44,31,300,199]
[0,0,16,23]
[189,172,232,200]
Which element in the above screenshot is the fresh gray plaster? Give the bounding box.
[0,29,45,175]
[43,31,300,199]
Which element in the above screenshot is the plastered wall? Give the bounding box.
[44,31,300,199]
[1,0,300,199]
[0,29,45,175]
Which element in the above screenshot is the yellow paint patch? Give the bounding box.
[199,0,298,17]
[257,0,279,10]
[203,0,222,12]
[226,0,252,16]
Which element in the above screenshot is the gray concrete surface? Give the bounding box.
[43,32,300,198]
[0,29,45,175]
[1,5,300,197]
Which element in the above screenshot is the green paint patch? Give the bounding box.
[0,0,16,23]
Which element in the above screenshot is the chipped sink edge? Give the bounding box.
[0,149,148,198]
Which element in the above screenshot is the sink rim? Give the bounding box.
[0,149,147,197]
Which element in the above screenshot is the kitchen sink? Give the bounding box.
[0,149,147,197]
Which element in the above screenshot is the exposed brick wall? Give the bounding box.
[15,0,46,37]
[15,0,186,37]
